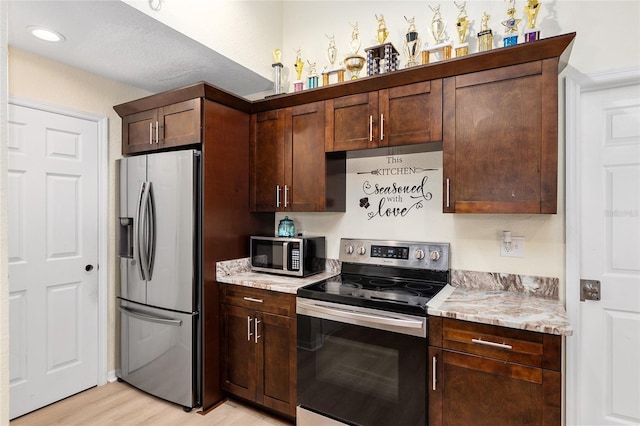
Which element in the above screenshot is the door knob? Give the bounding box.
[580,279,600,301]
[85,264,94,272]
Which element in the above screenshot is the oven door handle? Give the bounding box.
[299,300,425,330]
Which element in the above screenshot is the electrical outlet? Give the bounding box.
[501,236,525,257]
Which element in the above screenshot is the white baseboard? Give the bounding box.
[107,370,120,383]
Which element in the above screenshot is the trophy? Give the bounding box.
[365,15,399,76]
[524,0,542,42]
[307,60,319,89]
[344,22,366,79]
[375,14,389,44]
[422,4,452,64]
[293,48,304,92]
[454,1,471,57]
[403,16,421,68]
[272,49,283,95]
[477,12,493,52]
[501,0,521,46]
[322,34,345,85]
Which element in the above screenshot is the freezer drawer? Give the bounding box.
[118,300,200,409]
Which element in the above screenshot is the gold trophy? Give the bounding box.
[375,14,389,44]
[501,0,521,46]
[403,16,421,68]
[422,4,452,64]
[524,0,542,42]
[454,1,471,57]
[322,34,345,85]
[293,48,304,91]
[344,22,366,79]
[365,14,399,76]
[477,12,493,52]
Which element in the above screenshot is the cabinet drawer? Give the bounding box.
[439,318,560,370]
[222,285,295,317]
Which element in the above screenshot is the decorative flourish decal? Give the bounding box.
[356,155,438,220]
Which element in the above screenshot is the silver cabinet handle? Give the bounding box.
[149,122,153,145]
[243,297,264,303]
[380,113,384,141]
[369,115,373,142]
[432,355,437,391]
[155,120,159,144]
[254,318,261,343]
[446,178,450,208]
[247,316,253,341]
[276,185,281,208]
[472,338,513,350]
[284,185,289,208]
[119,306,182,327]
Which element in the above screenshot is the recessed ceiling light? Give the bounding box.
[27,26,66,43]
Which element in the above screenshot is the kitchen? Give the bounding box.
[1,1,640,425]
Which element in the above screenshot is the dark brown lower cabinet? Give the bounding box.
[429,317,561,426]
[221,285,296,419]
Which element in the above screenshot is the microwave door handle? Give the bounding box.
[282,242,289,272]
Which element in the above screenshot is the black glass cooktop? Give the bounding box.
[297,272,448,316]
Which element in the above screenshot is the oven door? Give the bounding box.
[296,298,427,426]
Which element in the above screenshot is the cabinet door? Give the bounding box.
[325,92,378,151]
[122,109,157,155]
[257,312,296,417]
[159,98,201,149]
[443,60,558,213]
[221,304,256,402]
[379,80,443,147]
[250,109,286,211]
[287,102,327,211]
[438,350,560,426]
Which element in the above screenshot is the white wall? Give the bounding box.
[272,0,640,302]
[7,47,151,376]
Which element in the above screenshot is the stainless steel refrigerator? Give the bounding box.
[117,149,201,411]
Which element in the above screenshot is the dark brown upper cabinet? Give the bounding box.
[250,102,346,212]
[325,80,443,152]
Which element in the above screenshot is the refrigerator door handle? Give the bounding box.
[134,181,147,281]
[119,305,183,327]
[146,182,156,280]
[138,181,151,281]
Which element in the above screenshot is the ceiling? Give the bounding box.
[7,0,273,98]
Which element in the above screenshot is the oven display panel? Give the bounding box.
[371,245,409,259]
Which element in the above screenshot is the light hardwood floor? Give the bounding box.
[10,381,292,426]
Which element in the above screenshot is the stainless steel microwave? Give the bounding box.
[250,236,326,277]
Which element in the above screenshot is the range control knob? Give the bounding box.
[345,245,354,255]
[414,249,425,260]
[357,246,367,255]
[430,250,441,261]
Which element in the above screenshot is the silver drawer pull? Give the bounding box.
[472,338,513,350]
[243,297,264,303]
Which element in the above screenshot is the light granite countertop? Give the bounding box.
[427,285,573,336]
[216,258,572,336]
[216,257,340,294]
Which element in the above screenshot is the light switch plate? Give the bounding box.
[500,236,525,257]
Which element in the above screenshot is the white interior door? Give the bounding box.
[8,103,99,419]
[566,68,640,425]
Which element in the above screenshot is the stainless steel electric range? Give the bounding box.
[296,238,450,426]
